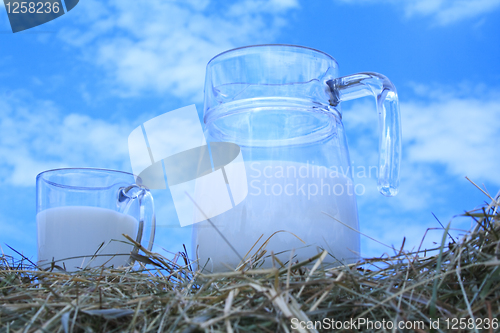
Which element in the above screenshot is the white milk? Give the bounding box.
[193,161,360,272]
[37,206,139,271]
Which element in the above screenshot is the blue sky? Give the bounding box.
[1,0,499,262]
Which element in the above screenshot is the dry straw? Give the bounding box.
[1,186,499,332]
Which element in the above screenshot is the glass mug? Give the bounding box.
[36,168,155,271]
[193,44,401,272]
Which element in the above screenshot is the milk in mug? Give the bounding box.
[37,206,139,271]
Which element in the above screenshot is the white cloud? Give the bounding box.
[339,84,499,256]
[336,0,500,25]
[0,91,215,188]
[228,0,299,16]
[404,97,500,184]
[404,0,500,25]
[343,85,500,190]
[0,92,133,186]
[57,0,298,99]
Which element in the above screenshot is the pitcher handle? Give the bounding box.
[118,185,156,252]
[326,72,401,196]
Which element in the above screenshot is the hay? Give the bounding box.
[1,190,499,332]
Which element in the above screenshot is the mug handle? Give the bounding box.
[326,72,401,197]
[118,185,156,253]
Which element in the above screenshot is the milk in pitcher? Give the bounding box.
[193,160,360,272]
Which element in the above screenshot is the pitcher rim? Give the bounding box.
[207,44,338,66]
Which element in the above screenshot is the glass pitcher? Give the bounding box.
[193,44,401,272]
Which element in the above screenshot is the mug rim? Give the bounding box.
[37,167,134,179]
[36,168,137,190]
[207,44,338,67]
